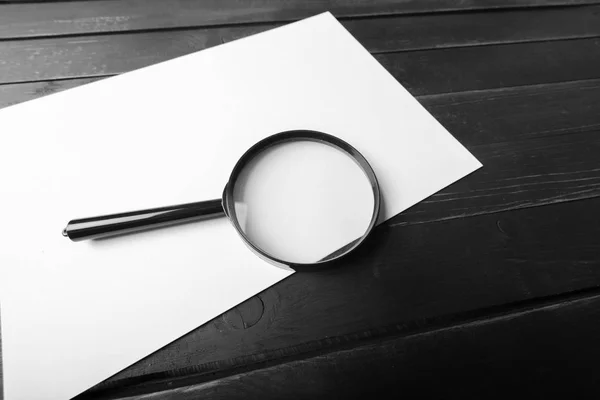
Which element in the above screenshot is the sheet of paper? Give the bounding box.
[0,12,481,400]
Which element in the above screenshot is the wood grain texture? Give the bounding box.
[2,76,599,399]
[420,79,600,146]
[1,24,600,95]
[0,6,600,84]
[400,132,600,224]
[1,0,599,39]
[1,3,600,399]
[106,291,600,399]
[81,77,600,390]
[80,197,600,398]
[401,79,600,224]
[378,38,600,96]
[0,78,101,110]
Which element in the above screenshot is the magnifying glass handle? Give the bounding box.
[63,199,224,242]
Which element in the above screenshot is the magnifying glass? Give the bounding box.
[63,130,381,270]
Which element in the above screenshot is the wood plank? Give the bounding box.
[419,79,600,146]
[398,79,600,225]
[399,132,600,224]
[377,38,600,96]
[1,17,600,92]
[0,0,598,39]
[104,291,600,399]
[80,196,600,397]
[0,78,101,110]
[357,5,600,53]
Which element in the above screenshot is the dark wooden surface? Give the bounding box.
[1,1,600,399]
[110,289,600,399]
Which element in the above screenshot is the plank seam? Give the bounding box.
[370,33,600,55]
[417,76,600,101]
[80,283,600,399]
[1,35,600,87]
[0,3,599,42]
[390,193,600,228]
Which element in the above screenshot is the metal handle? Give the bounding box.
[63,199,224,241]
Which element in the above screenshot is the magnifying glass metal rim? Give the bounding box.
[62,130,381,270]
[222,130,381,270]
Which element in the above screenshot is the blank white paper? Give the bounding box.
[0,12,481,400]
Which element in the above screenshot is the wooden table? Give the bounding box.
[1,1,600,398]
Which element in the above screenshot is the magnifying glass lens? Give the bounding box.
[232,140,375,264]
